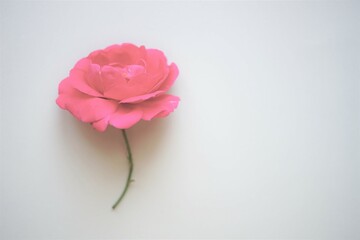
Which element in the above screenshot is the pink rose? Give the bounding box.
[56,43,180,131]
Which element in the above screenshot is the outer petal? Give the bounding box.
[73,57,92,72]
[120,90,164,104]
[92,116,110,132]
[88,50,109,66]
[67,59,102,97]
[109,105,143,129]
[145,49,168,74]
[158,63,179,91]
[138,94,180,121]
[56,79,118,123]
[148,63,178,93]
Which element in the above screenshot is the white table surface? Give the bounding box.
[1,1,359,239]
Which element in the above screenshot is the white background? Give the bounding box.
[1,1,359,239]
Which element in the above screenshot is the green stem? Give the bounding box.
[112,129,134,210]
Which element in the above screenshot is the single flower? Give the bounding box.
[56,43,180,209]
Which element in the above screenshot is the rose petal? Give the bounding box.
[120,90,164,104]
[138,94,180,121]
[145,49,168,74]
[147,63,178,93]
[92,116,110,132]
[84,64,105,94]
[73,58,92,72]
[121,64,145,78]
[101,65,157,101]
[67,59,102,97]
[158,63,179,92]
[88,50,109,66]
[57,80,118,123]
[104,44,146,66]
[100,66,132,100]
[109,105,143,129]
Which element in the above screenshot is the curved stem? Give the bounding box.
[112,129,134,210]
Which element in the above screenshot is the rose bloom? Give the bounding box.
[56,43,180,131]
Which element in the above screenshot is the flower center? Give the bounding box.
[120,65,145,82]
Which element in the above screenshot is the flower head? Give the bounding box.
[56,43,179,131]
